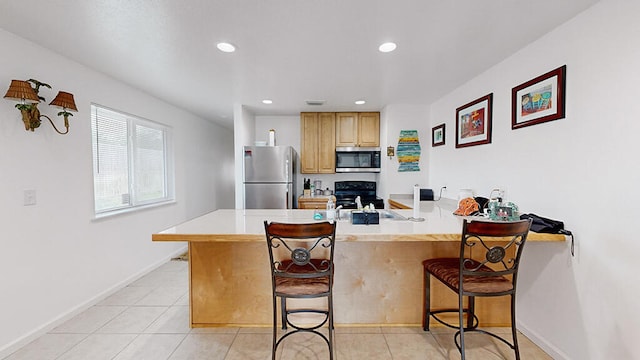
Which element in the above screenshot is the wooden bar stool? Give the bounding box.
[264,221,337,360]
[422,219,532,359]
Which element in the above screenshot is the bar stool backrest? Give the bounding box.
[460,219,532,293]
[264,221,337,296]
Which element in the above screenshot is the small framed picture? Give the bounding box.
[512,65,566,129]
[455,93,493,148]
[432,124,445,147]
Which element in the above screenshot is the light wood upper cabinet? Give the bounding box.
[300,112,335,174]
[335,113,358,147]
[357,112,380,147]
[336,112,380,147]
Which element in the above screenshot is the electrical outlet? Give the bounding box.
[23,189,36,206]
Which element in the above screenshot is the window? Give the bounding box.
[91,104,174,215]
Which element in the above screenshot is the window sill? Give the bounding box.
[93,200,176,221]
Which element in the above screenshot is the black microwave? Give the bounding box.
[335,147,381,173]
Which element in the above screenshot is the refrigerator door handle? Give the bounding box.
[285,187,289,209]
[285,158,290,182]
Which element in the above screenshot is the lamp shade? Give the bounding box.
[4,80,39,103]
[49,91,77,111]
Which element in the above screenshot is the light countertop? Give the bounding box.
[153,201,566,243]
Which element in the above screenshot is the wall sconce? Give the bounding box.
[387,146,395,158]
[4,79,77,134]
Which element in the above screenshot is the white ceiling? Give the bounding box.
[0,0,599,128]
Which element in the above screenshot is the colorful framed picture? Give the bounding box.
[512,65,566,129]
[455,93,493,148]
[432,124,445,147]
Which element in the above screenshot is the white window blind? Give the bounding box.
[91,104,174,215]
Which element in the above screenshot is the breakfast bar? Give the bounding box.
[152,201,565,328]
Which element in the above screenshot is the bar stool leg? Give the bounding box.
[467,296,475,329]
[328,294,334,360]
[511,294,521,360]
[423,270,431,331]
[458,291,466,360]
[272,295,278,360]
[281,297,287,330]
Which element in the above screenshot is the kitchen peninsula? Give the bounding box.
[152,202,565,328]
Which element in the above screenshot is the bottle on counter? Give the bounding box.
[355,196,363,210]
[303,178,311,197]
[326,197,335,221]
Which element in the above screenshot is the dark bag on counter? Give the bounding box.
[520,213,574,256]
[520,213,565,233]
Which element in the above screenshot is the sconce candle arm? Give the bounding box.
[41,113,70,135]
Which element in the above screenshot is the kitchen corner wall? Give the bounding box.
[378,104,430,201]
[428,1,639,358]
[0,29,234,356]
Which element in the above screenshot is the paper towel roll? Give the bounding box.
[413,185,420,219]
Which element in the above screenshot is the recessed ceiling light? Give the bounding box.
[378,42,397,53]
[355,100,366,105]
[216,42,236,53]
[262,99,273,104]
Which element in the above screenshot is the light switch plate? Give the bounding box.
[24,189,36,206]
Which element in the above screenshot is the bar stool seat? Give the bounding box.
[275,259,331,296]
[424,258,513,294]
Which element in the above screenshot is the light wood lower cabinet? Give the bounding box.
[188,240,515,327]
[298,195,335,209]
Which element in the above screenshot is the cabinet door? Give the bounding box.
[300,113,319,173]
[318,113,336,173]
[335,112,358,147]
[358,112,380,147]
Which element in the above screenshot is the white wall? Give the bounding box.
[233,104,255,208]
[428,0,639,358]
[378,104,430,201]
[0,29,234,356]
[254,115,300,148]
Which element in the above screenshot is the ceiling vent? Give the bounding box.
[305,100,326,106]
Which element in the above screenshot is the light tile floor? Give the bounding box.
[3,260,552,359]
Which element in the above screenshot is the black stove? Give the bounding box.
[334,181,385,209]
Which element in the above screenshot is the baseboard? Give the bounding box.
[517,319,570,360]
[0,246,187,359]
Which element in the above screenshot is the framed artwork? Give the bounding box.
[455,93,493,148]
[512,65,566,129]
[432,124,445,147]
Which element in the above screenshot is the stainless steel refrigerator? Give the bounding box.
[243,146,297,209]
